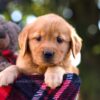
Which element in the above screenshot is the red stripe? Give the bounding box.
[1,50,17,64]
[54,80,71,100]
[41,83,47,90]
[0,86,12,100]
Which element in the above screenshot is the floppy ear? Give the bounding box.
[18,25,31,56]
[71,28,82,58]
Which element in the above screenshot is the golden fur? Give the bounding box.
[0,14,82,88]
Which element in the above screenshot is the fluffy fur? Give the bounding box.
[0,14,82,89]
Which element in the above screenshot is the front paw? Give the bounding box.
[44,66,65,89]
[0,65,19,86]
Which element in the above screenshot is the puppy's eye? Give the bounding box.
[56,36,63,43]
[35,36,41,41]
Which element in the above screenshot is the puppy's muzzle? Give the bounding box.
[43,50,54,61]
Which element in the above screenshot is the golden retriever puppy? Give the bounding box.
[0,14,82,89]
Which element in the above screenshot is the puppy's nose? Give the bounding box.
[0,32,6,38]
[43,51,54,60]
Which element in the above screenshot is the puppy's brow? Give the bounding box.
[29,32,40,39]
[60,34,66,40]
[62,35,70,42]
[56,34,70,42]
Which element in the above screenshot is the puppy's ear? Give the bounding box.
[18,25,31,56]
[71,28,82,58]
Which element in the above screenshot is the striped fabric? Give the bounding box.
[0,50,81,100]
[0,73,80,100]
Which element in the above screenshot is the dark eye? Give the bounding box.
[57,36,63,43]
[36,36,41,41]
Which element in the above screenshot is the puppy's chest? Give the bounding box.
[21,63,48,75]
[37,65,48,74]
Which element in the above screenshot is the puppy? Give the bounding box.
[0,14,82,89]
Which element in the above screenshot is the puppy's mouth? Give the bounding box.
[42,50,58,66]
[32,50,63,67]
[35,58,61,67]
[33,60,57,67]
[34,57,58,67]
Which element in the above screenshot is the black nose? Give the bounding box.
[43,51,54,60]
[0,32,6,38]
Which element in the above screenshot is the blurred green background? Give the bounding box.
[0,0,100,100]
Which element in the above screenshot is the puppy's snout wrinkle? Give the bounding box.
[43,50,54,60]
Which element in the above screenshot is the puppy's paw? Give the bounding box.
[44,66,65,89]
[0,65,19,86]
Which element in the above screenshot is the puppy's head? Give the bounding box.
[19,14,82,67]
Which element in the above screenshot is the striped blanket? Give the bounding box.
[0,50,81,100]
[0,73,80,100]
